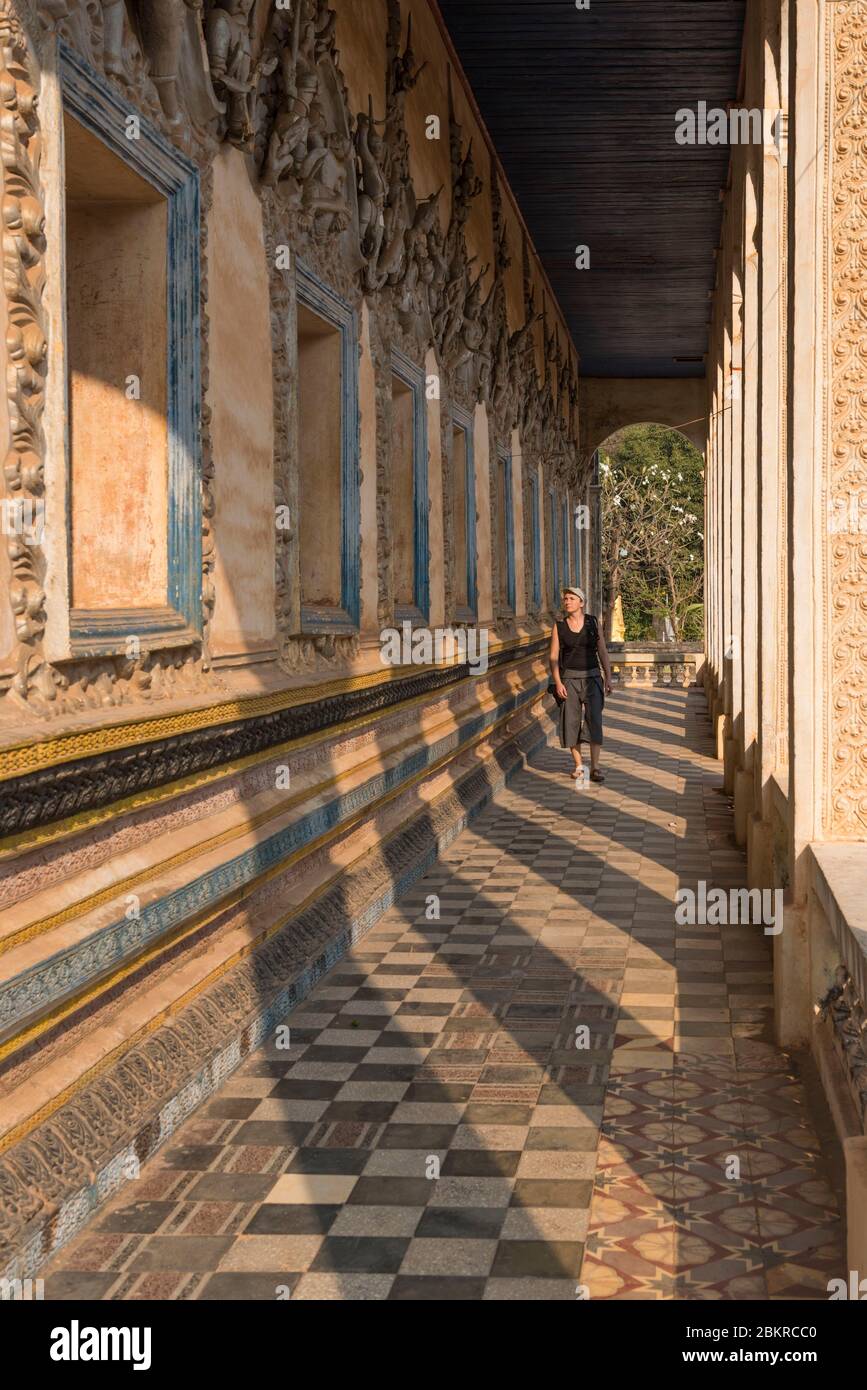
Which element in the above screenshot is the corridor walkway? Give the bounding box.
[42,688,844,1301]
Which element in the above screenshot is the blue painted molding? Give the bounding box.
[391,348,430,623]
[296,259,361,631]
[0,675,552,1035]
[531,469,541,609]
[60,41,202,655]
[453,405,477,622]
[499,452,515,613]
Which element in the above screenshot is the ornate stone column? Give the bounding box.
[736,153,760,847]
[720,214,734,769]
[779,0,827,1046]
[751,0,787,892]
[725,200,745,797]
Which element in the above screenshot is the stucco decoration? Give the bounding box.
[204,0,260,145]
[0,2,220,721]
[40,0,223,149]
[0,2,55,715]
[16,0,582,689]
[256,0,353,239]
[828,0,867,836]
[820,966,867,1127]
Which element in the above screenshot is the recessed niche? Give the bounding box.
[453,424,470,612]
[392,372,416,611]
[297,302,342,611]
[65,112,168,612]
[497,454,512,609]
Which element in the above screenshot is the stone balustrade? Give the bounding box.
[809,843,867,1276]
[607,644,705,689]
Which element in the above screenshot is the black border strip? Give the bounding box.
[1,640,548,839]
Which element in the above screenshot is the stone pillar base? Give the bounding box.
[746,813,774,890]
[723,734,736,795]
[774,899,811,1047]
[845,1136,867,1281]
[733,766,753,845]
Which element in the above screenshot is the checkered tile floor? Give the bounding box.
[42,688,844,1300]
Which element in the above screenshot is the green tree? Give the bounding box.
[600,424,704,643]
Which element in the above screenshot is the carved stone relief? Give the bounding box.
[827,0,867,835]
[7,0,583,705]
[1,3,53,713]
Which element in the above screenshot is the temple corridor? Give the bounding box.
[40,688,843,1302]
[2,0,866,1324]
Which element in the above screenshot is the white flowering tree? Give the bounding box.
[600,425,705,642]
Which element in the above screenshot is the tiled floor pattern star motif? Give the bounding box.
[42,688,843,1301]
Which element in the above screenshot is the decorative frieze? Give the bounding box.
[0,634,547,839]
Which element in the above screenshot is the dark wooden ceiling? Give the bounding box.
[436,0,746,378]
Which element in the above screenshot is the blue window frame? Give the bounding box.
[573,504,584,592]
[392,348,430,624]
[453,406,477,622]
[548,488,559,601]
[61,41,201,655]
[498,452,515,612]
[531,470,541,609]
[297,260,360,632]
[561,498,570,588]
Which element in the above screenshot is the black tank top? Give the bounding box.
[557,616,599,673]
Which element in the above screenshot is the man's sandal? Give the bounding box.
[589,769,605,783]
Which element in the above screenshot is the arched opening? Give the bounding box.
[596,423,705,648]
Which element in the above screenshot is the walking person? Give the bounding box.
[549,587,613,786]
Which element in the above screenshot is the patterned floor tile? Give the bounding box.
[41,691,844,1301]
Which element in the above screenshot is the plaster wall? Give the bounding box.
[297,305,343,609]
[579,378,707,461]
[332,0,387,125]
[426,346,445,628]
[359,303,380,633]
[473,404,493,625]
[67,195,168,611]
[206,146,276,662]
[511,428,526,618]
[0,190,13,669]
[391,373,416,608]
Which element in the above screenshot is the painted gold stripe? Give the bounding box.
[0,644,545,858]
[0,682,513,955]
[0,695,541,1111]
[0,667,407,784]
[0,635,541,784]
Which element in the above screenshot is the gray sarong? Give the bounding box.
[559,670,604,748]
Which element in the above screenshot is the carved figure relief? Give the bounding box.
[257,1,353,245]
[205,0,257,144]
[13,0,583,704]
